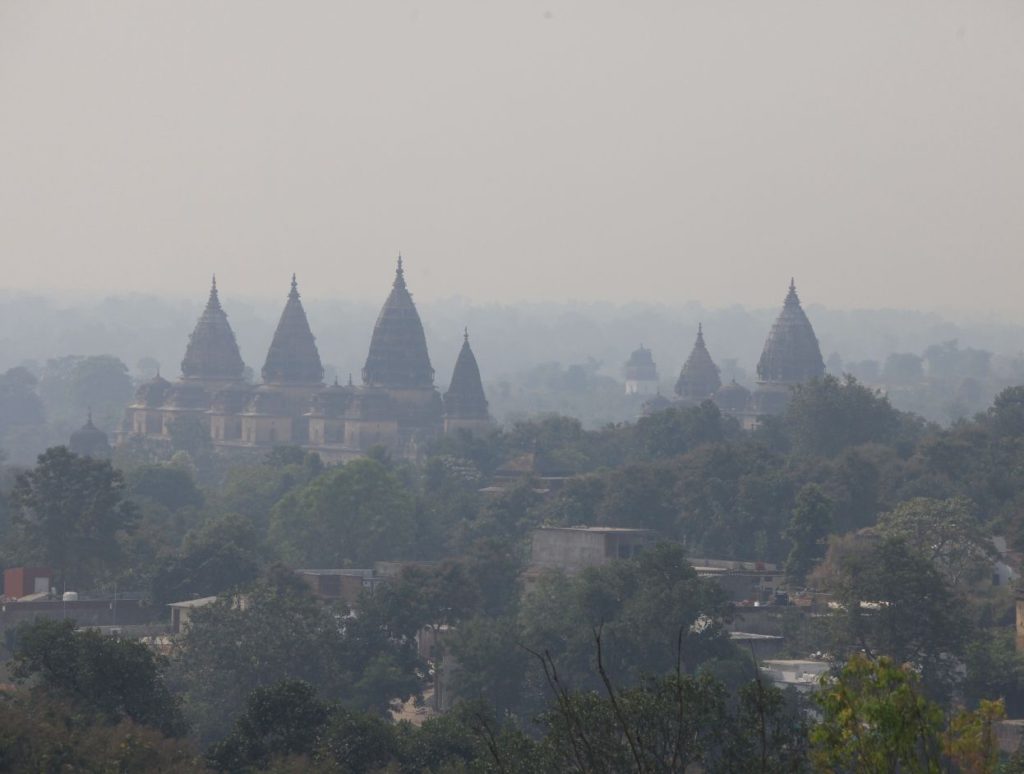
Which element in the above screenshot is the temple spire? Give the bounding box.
[363,257,434,388]
[444,333,489,419]
[675,324,721,401]
[261,275,324,384]
[756,279,824,384]
[181,277,245,381]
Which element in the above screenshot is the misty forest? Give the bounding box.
[5,1,1024,772]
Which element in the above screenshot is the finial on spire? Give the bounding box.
[790,277,796,291]
[393,254,407,288]
[211,274,217,292]
[464,326,469,343]
[289,273,299,298]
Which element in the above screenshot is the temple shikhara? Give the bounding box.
[120,258,492,462]
[639,279,826,425]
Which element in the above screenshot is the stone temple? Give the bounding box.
[121,259,492,462]
[642,279,825,423]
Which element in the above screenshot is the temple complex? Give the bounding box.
[121,259,491,462]
[642,280,825,423]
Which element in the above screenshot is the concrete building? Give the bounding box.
[530,526,657,575]
[168,596,217,635]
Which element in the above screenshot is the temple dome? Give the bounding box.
[675,324,721,401]
[624,346,658,382]
[444,330,489,420]
[362,257,435,389]
[756,280,825,385]
[181,277,246,382]
[261,275,324,385]
[713,379,751,413]
[134,373,172,407]
[69,413,110,457]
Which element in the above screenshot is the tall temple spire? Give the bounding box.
[181,277,246,381]
[363,256,435,388]
[675,323,721,401]
[756,279,825,384]
[261,275,324,384]
[444,330,489,419]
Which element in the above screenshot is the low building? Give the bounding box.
[530,526,657,576]
[3,567,53,600]
[0,595,150,636]
[759,659,830,693]
[295,569,381,607]
[689,557,783,604]
[168,596,217,635]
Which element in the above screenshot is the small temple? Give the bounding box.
[675,324,721,404]
[624,345,659,395]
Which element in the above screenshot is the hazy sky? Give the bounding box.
[2,1,1022,314]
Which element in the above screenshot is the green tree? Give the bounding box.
[12,619,187,738]
[127,462,204,511]
[875,497,992,586]
[269,458,416,567]
[814,537,966,696]
[174,566,421,743]
[206,680,332,772]
[634,401,736,460]
[0,692,203,773]
[786,375,902,457]
[811,653,943,773]
[784,484,833,585]
[10,446,138,588]
[150,513,269,605]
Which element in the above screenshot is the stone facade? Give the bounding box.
[120,259,491,462]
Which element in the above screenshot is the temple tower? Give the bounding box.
[180,276,246,384]
[69,412,111,458]
[160,277,248,438]
[675,324,721,404]
[242,275,324,446]
[624,346,659,395]
[752,279,825,414]
[358,257,442,442]
[261,274,324,386]
[443,329,493,436]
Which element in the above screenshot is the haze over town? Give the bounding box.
[4,3,1024,772]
